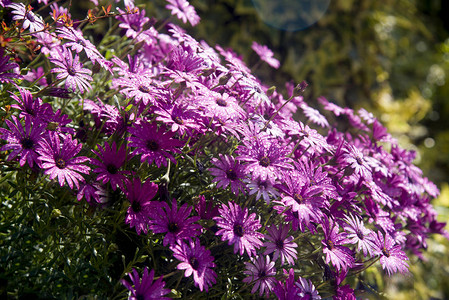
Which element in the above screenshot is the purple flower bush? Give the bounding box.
[0,0,447,298]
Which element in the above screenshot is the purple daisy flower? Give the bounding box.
[150,198,201,246]
[213,201,264,256]
[342,143,377,181]
[209,154,246,196]
[251,42,280,69]
[343,214,377,257]
[358,108,376,124]
[276,169,326,231]
[114,74,159,106]
[318,96,347,116]
[125,178,159,235]
[288,121,330,153]
[128,121,184,168]
[23,66,47,86]
[45,108,76,137]
[50,3,70,26]
[374,232,409,276]
[166,69,205,91]
[166,45,205,74]
[166,0,200,26]
[217,45,251,75]
[295,276,321,300]
[34,32,60,56]
[299,102,329,128]
[273,269,301,300]
[243,255,277,297]
[155,103,201,136]
[49,47,93,93]
[246,177,279,204]
[8,3,45,32]
[171,239,217,291]
[1,0,11,8]
[37,133,90,189]
[121,267,171,300]
[77,181,103,204]
[334,284,356,300]
[194,195,219,220]
[0,47,22,84]
[56,27,110,71]
[321,217,354,272]
[91,141,130,191]
[117,7,149,40]
[263,224,298,266]
[0,115,46,167]
[199,92,246,121]
[298,159,338,200]
[236,138,292,182]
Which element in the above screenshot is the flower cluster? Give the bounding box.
[0,0,447,298]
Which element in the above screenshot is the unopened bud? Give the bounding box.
[266,86,276,97]
[343,166,355,177]
[133,40,145,52]
[142,21,153,31]
[201,68,216,77]
[148,17,158,27]
[218,73,232,85]
[293,80,308,96]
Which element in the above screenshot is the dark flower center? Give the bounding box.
[77,39,86,47]
[56,158,66,169]
[258,270,266,278]
[215,98,227,107]
[382,246,390,257]
[233,224,245,237]
[275,239,284,249]
[131,201,141,213]
[106,164,118,174]
[189,257,200,270]
[302,130,309,138]
[174,116,184,125]
[26,12,35,22]
[26,107,35,116]
[293,193,303,204]
[130,24,140,32]
[146,140,159,151]
[135,294,145,300]
[67,67,77,76]
[355,155,364,165]
[138,85,151,93]
[259,156,271,167]
[168,222,179,233]
[326,239,334,250]
[258,181,267,189]
[356,229,364,240]
[21,138,34,149]
[226,168,237,180]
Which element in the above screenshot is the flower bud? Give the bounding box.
[266,86,276,97]
[293,80,308,96]
[218,73,232,85]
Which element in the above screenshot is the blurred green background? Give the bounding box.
[186,0,449,298]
